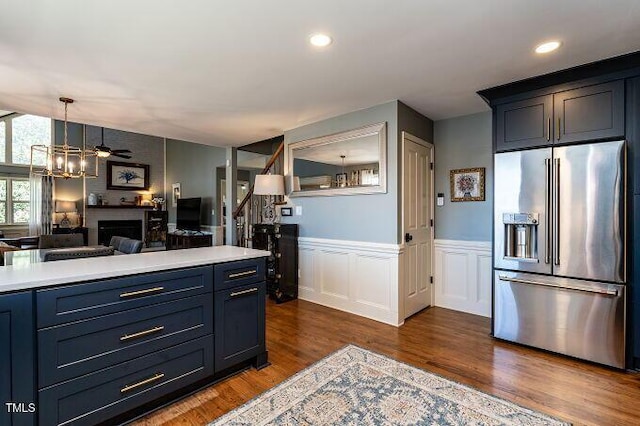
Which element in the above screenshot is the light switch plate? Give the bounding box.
[437,193,445,206]
[295,206,302,216]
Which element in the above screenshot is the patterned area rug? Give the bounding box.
[209,345,569,425]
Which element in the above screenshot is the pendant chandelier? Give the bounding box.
[336,155,347,188]
[30,97,98,179]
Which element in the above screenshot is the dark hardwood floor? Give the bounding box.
[134,299,640,425]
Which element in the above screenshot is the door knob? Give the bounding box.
[405,233,413,243]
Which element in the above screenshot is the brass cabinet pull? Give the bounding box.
[228,270,256,279]
[120,286,165,299]
[120,326,165,342]
[275,253,281,258]
[547,117,551,141]
[556,117,561,140]
[120,373,165,393]
[230,287,258,297]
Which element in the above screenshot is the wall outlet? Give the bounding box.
[295,206,302,216]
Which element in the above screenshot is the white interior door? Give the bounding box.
[402,132,434,319]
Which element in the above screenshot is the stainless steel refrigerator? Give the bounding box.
[493,140,626,368]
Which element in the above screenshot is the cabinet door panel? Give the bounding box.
[214,281,266,372]
[37,266,212,327]
[38,295,213,388]
[496,95,552,151]
[0,292,35,426]
[555,80,624,143]
[38,336,213,426]
[634,195,640,362]
[214,258,265,290]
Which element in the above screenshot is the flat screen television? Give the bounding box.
[176,197,202,231]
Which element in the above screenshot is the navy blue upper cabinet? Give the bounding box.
[495,80,625,152]
[0,292,36,426]
[496,95,553,151]
[554,80,625,144]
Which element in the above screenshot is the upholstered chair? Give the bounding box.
[109,236,127,250]
[38,233,84,249]
[110,236,143,254]
[117,238,143,254]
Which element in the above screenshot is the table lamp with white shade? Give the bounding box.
[254,174,285,224]
[55,200,77,228]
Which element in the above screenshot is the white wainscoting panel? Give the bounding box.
[434,239,492,317]
[298,237,403,326]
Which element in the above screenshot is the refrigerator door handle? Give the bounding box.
[553,158,560,265]
[544,158,551,264]
[498,275,619,296]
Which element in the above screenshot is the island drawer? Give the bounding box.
[38,295,213,388]
[37,266,213,328]
[214,258,265,291]
[39,335,214,426]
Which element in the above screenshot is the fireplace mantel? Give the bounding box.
[87,205,155,209]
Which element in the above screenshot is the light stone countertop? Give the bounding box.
[0,246,270,294]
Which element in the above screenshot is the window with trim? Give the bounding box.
[0,113,52,166]
[0,178,30,225]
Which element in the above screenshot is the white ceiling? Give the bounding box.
[1,1,639,147]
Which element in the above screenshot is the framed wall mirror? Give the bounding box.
[287,122,387,197]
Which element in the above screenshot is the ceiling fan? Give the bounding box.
[94,128,132,159]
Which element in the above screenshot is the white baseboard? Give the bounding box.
[434,239,492,318]
[298,237,403,327]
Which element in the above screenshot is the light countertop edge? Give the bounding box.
[0,246,270,294]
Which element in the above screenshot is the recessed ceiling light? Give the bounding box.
[310,33,332,47]
[535,41,561,54]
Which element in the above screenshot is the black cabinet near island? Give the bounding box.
[0,256,267,426]
[252,224,299,303]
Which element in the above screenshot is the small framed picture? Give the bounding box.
[107,161,149,190]
[450,167,485,202]
[172,183,181,207]
[280,207,293,217]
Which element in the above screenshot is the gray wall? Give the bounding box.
[165,139,227,226]
[294,159,340,178]
[282,101,399,243]
[85,126,165,203]
[84,126,165,244]
[433,111,492,242]
[282,100,433,244]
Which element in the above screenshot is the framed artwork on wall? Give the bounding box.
[450,167,485,202]
[107,161,150,190]
[172,183,181,207]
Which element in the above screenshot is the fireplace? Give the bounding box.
[98,220,143,246]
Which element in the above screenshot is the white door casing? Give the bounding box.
[402,132,434,319]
